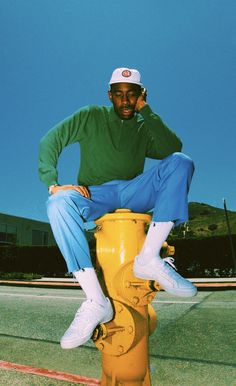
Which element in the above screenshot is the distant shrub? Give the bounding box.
[1,236,235,278]
[0,246,67,276]
[204,268,234,278]
[200,210,210,215]
[0,240,96,277]
[0,272,42,280]
[168,234,236,277]
[208,224,218,231]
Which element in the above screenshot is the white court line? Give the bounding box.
[0,292,199,304]
[153,300,199,304]
[0,293,85,301]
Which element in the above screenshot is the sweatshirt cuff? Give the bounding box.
[47,180,58,188]
[138,104,154,119]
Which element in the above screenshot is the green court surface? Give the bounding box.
[0,369,86,386]
[0,285,235,385]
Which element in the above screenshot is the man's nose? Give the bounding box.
[121,94,129,104]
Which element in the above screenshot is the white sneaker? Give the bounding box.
[60,298,113,349]
[133,256,197,297]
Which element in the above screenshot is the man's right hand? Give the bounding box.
[135,88,147,112]
[49,184,91,198]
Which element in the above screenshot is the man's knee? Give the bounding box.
[168,152,194,173]
[46,190,76,217]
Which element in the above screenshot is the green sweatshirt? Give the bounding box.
[38,104,182,187]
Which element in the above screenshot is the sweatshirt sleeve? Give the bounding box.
[139,104,182,159]
[38,106,90,187]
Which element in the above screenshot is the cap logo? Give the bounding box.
[122,69,131,77]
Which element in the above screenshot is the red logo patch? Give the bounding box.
[122,70,131,77]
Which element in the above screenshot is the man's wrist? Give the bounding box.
[138,104,152,117]
[137,101,147,112]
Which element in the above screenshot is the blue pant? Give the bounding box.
[46,152,194,272]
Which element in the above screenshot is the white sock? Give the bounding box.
[138,221,174,265]
[73,268,107,306]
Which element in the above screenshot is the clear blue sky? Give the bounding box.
[0,0,235,222]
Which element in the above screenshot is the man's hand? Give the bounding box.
[49,184,91,198]
[135,88,147,112]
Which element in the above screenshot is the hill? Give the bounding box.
[85,201,236,240]
[171,202,236,239]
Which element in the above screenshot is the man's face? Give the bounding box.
[108,83,142,120]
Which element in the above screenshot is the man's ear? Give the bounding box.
[108,90,113,102]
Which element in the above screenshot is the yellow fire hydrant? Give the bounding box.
[93,209,165,386]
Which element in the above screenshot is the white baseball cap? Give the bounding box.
[109,67,142,86]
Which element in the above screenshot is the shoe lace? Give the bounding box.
[72,300,96,325]
[163,257,177,271]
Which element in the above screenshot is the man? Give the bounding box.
[38,67,197,350]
